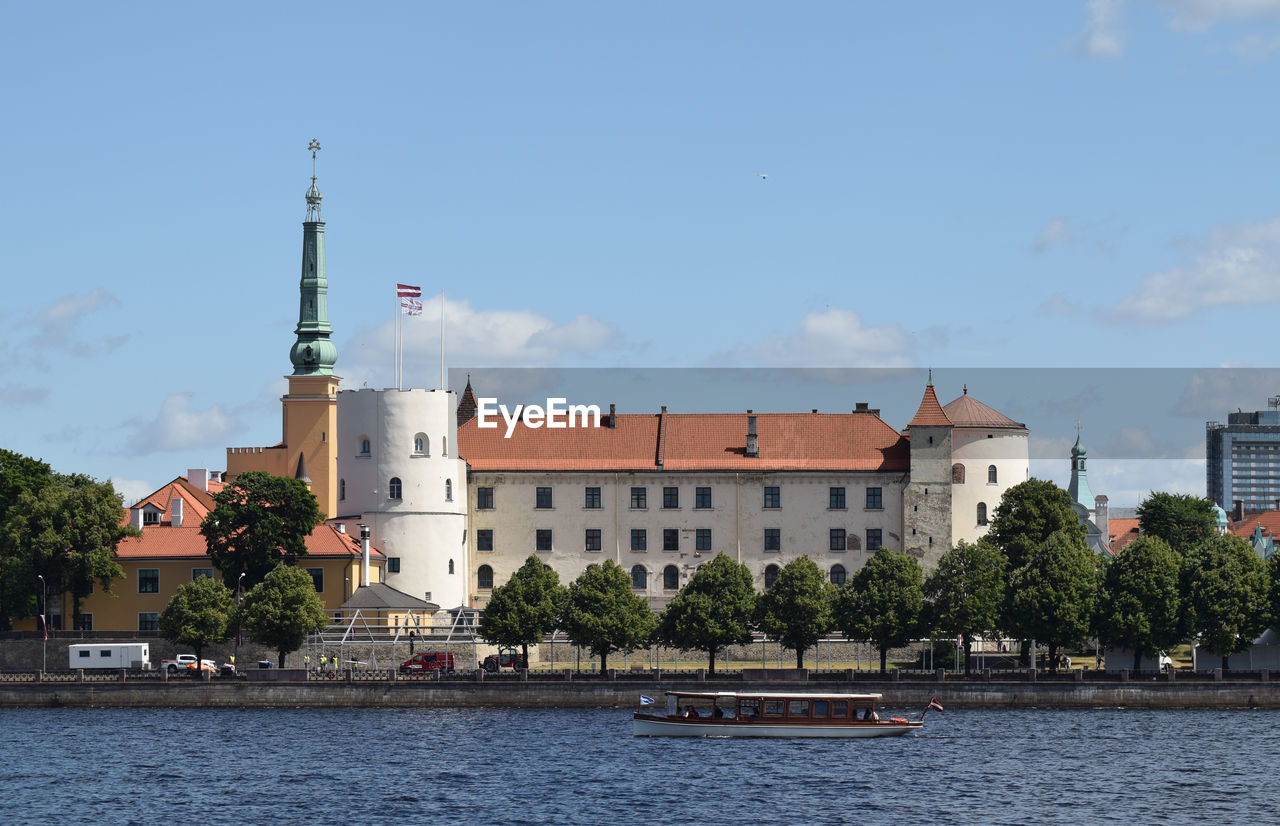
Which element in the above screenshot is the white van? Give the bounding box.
[68,643,150,669]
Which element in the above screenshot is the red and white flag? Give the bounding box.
[396,283,422,298]
[928,699,945,713]
[401,297,422,316]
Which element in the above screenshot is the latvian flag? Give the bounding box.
[929,699,945,713]
[401,298,423,316]
[397,283,422,298]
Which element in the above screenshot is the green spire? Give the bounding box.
[289,139,337,377]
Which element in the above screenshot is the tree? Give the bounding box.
[655,553,756,675]
[479,555,565,669]
[1136,491,1216,554]
[923,539,1007,675]
[986,479,1085,571]
[1184,533,1269,671]
[1006,529,1100,672]
[561,560,655,672]
[835,549,924,674]
[1096,535,1183,672]
[159,576,236,668]
[201,471,323,586]
[0,451,57,630]
[756,555,834,669]
[237,564,327,668]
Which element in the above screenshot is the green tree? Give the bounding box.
[479,555,565,668]
[0,449,54,630]
[1006,529,1100,672]
[561,560,656,672]
[1184,533,1269,671]
[159,576,236,669]
[655,553,756,675]
[986,479,1085,571]
[238,564,327,668]
[835,549,924,674]
[923,539,1007,675]
[1096,535,1183,672]
[756,555,834,669]
[201,471,323,586]
[1136,491,1216,554]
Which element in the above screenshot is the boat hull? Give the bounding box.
[632,715,921,738]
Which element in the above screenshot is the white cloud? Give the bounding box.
[35,287,119,333]
[1232,32,1280,58]
[111,477,157,507]
[1173,368,1280,417]
[125,394,240,454]
[1037,292,1082,317]
[1155,0,1280,30]
[1076,0,1127,57]
[727,308,913,368]
[1108,219,1280,323]
[1033,217,1072,252]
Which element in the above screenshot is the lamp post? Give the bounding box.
[36,574,46,673]
[235,573,245,673]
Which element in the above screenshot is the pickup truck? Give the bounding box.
[159,654,217,674]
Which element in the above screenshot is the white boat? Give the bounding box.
[632,690,928,738]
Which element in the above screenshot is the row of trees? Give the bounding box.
[482,483,1277,675]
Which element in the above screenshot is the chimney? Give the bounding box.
[130,507,144,531]
[1234,500,1245,522]
[359,524,371,588]
[170,498,184,528]
[855,402,869,413]
[812,409,818,414]
[746,411,758,458]
[188,468,209,492]
[608,403,617,428]
[1094,495,1109,552]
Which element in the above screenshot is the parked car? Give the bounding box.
[481,647,527,673]
[399,652,456,674]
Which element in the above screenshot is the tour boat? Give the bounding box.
[632,691,932,738]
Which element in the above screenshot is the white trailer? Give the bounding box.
[68,643,150,670]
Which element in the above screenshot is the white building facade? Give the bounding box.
[943,389,1031,545]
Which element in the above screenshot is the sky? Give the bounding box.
[4,2,1280,508]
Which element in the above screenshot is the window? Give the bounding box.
[764,528,781,552]
[830,564,847,586]
[631,565,647,590]
[695,529,711,551]
[630,487,647,509]
[389,477,402,500]
[829,487,846,509]
[867,529,882,551]
[448,559,454,575]
[988,465,998,484]
[663,487,679,509]
[339,478,345,501]
[536,529,553,551]
[830,529,846,551]
[631,529,647,551]
[445,479,453,501]
[536,487,553,509]
[477,487,494,510]
[663,565,679,590]
[143,509,161,526]
[478,565,494,589]
[585,529,602,552]
[764,564,780,589]
[77,614,93,631]
[953,463,965,484]
[138,612,159,632]
[442,437,447,457]
[477,530,494,552]
[388,557,401,573]
[663,529,679,551]
[585,487,602,509]
[764,486,780,509]
[977,503,988,526]
[191,568,214,581]
[359,437,371,456]
[414,433,428,455]
[695,486,712,509]
[306,568,324,593]
[138,569,159,594]
[865,487,883,510]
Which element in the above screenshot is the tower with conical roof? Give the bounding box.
[226,140,340,519]
[1067,429,1094,510]
[901,371,953,567]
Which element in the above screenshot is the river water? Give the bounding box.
[0,706,1273,825]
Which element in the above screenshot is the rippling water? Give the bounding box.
[1,706,1274,825]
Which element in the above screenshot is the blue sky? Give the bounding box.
[4,2,1280,507]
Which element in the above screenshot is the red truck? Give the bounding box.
[399,652,456,674]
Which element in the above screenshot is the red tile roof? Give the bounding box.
[1232,510,1280,541]
[1108,518,1141,554]
[457,411,909,472]
[942,392,1025,429]
[116,522,382,561]
[906,385,953,428]
[124,477,217,526]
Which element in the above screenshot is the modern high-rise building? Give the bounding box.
[1206,397,1280,514]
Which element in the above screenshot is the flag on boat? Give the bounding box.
[401,297,422,316]
[929,699,945,713]
[639,695,655,706]
[396,283,422,298]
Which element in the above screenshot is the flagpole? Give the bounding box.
[394,290,399,390]
[439,291,446,391]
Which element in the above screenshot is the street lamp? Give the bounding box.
[234,573,246,673]
[36,574,46,673]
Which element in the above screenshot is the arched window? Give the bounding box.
[388,477,402,500]
[442,437,448,457]
[339,479,345,501]
[477,565,493,589]
[764,564,780,589]
[414,433,429,456]
[977,502,988,526]
[359,437,371,456]
[445,479,453,501]
[830,564,846,586]
[631,565,647,590]
[988,465,998,484]
[663,565,679,590]
[448,559,455,575]
[952,463,965,484]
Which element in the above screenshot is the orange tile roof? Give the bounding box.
[118,519,381,560]
[457,411,909,472]
[942,392,1025,429]
[906,385,953,428]
[1232,510,1280,541]
[1108,518,1141,554]
[124,477,216,527]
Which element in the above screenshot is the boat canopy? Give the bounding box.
[664,691,883,702]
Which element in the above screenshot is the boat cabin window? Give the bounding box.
[738,698,760,718]
[812,700,830,718]
[788,700,809,718]
[832,700,849,718]
[763,700,785,717]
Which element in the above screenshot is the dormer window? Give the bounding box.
[143,510,161,526]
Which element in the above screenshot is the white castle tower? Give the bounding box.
[337,388,469,609]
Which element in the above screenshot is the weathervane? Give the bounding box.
[305,139,323,221]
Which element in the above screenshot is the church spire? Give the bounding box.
[289,139,337,376]
[1068,423,1094,509]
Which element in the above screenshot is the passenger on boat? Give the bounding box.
[862,708,880,722]
[713,706,724,718]
[684,706,699,718]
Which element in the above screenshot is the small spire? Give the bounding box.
[927,367,933,387]
[305,139,323,221]
[963,384,967,395]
